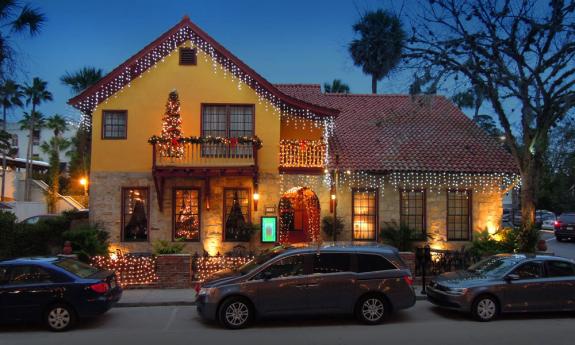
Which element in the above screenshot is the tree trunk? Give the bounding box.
[371,76,377,94]
[1,107,7,201]
[518,159,537,252]
[24,105,35,202]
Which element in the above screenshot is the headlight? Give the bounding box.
[447,287,468,295]
[198,287,215,296]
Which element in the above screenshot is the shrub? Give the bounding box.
[62,224,110,262]
[0,210,17,258]
[152,240,185,255]
[516,225,539,253]
[380,221,430,251]
[322,216,344,239]
[468,227,521,258]
[11,216,70,257]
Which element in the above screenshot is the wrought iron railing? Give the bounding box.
[279,139,326,168]
[415,247,481,277]
[191,246,255,282]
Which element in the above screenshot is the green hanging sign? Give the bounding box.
[261,216,277,243]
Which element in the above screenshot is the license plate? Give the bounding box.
[567,227,574,231]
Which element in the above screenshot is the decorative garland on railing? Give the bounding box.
[148,135,262,149]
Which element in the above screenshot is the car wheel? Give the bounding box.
[218,297,253,329]
[356,294,389,325]
[45,303,76,332]
[472,295,499,322]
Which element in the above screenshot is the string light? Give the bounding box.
[279,139,326,168]
[91,252,158,287]
[195,255,253,282]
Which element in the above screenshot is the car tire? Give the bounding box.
[44,303,76,332]
[472,295,499,322]
[218,297,253,329]
[355,294,390,325]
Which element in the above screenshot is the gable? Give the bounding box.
[68,16,338,121]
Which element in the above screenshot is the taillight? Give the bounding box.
[194,283,201,294]
[555,221,561,227]
[403,275,414,286]
[90,282,109,294]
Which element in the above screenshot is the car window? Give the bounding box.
[511,262,543,279]
[312,253,351,274]
[559,214,575,223]
[256,255,306,280]
[8,265,54,285]
[545,261,575,277]
[0,266,8,285]
[54,259,99,278]
[356,254,397,273]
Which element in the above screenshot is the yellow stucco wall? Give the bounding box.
[91,42,322,175]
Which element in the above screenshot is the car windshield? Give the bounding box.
[467,256,523,277]
[238,246,287,275]
[54,259,100,278]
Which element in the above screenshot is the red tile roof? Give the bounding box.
[276,84,518,174]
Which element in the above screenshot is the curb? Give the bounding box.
[116,301,196,308]
[116,296,428,308]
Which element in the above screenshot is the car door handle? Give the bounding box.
[306,284,319,288]
[295,284,307,288]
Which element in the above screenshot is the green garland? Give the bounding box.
[148,135,262,149]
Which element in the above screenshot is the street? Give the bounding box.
[541,230,575,259]
[1,301,574,345]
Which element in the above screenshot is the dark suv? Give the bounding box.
[555,213,575,241]
[196,245,416,329]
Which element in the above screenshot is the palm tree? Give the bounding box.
[0,3,45,79]
[0,79,23,201]
[349,9,405,94]
[41,136,71,212]
[45,114,69,137]
[323,79,350,94]
[60,67,104,95]
[22,77,52,201]
[61,67,103,194]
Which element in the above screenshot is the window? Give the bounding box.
[223,188,251,241]
[447,190,471,241]
[256,255,306,279]
[179,48,197,65]
[122,187,149,241]
[202,105,254,157]
[173,188,200,241]
[102,110,127,139]
[11,134,18,147]
[400,190,426,236]
[32,130,40,145]
[54,259,98,279]
[8,266,54,285]
[512,261,543,279]
[352,189,378,240]
[545,261,575,277]
[0,266,8,285]
[312,253,351,274]
[356,254,397,273]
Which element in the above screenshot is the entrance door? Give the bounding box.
[279,187,320,243]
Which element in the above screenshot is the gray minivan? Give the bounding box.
[196,244,416,329]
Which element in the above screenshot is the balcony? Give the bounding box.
[279,139,326,174]
[153,142,256,168]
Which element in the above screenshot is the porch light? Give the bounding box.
[331,193,336,200]
[253,192,260,211]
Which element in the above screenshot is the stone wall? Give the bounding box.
[156,254,192,289]
[91,171,503,254]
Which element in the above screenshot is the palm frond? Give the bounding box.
[10,4,45,36]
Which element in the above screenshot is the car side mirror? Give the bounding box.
[505,274,520,282]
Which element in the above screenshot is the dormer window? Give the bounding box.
[179,48,197,66]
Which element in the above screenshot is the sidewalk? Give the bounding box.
[117,285,427,308]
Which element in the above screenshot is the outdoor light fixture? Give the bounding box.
[253,192,260,211]
[79,177,89,197]
[331,193,336,200]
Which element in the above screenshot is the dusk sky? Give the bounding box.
[13,0,416,122]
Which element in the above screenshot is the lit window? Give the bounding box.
[223,188,251,241]
[447,190,471,241]
[352,189,378,241]
[173,188,200,241]
[122,187,149,241]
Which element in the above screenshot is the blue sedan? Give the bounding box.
[0,257,122,331]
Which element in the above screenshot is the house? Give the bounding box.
[3,121,78,167]
[68,17,518,255]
